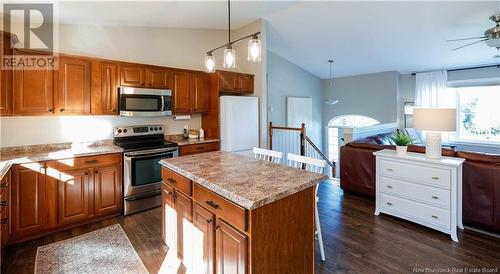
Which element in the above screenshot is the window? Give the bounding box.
[451,85,500,143]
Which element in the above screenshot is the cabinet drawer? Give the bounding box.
[58,153,121,170]
[380,176,451,209]
[379,160,451,189]
[161,168,192,196]
[193,183,246,232]
[381,193,450,229]
[179,142,219,156]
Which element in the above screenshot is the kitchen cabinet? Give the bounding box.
[161,183,176,248]
[172,70,192,113]
[193,202,215,274]
[218,71,254,94]
[1,170,11,247]
[146,68,170,89]
[11,163,47,236]
[91,61,119,115]
[9,153,122,244]
[13,67,54,115]
[94,165,122,215]
[216,218,248,274]
[57,168,91,225]
[120,64,146,87]
[56,56,92,115]
[175,191,192,260]
[179,142,220,156]
[0,31,13,116]
[192,72,209,113]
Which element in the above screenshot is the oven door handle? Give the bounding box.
[125,152,175,159]
[124,147,178,157]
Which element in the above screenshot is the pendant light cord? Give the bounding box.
[228,0,231,44]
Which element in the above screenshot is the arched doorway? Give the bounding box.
[327,115,380,173]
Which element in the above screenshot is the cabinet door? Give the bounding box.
[13,68,54,115]
[94,165,122,215]
[57,168,90,225]
[92,61,118,115]
[175,191,192,260]
[56,57,91,115]
[146,68,170,89]
[172,71,192,113]
[11,163,46,236]
[1,170,10,246]
[162,183,176,248]
[238,75,254,93]
[219,71,239,92]
[193,203,215,274]
[0,32,13,116]
[192,72,208,113]
[120,65,145,87]
[216,219,247,274]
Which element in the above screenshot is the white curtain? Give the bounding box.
[415,70,455,108]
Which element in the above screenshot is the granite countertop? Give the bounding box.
[0,140,123,180]
[160,151,327,210]
[165,135,219,146]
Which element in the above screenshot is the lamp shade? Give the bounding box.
[413,108,456,131]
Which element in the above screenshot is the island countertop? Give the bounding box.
[159,151,327,210]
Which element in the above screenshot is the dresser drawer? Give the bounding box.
[193,183,247,232]
[161,168,192,196]
[380,176,451,209]
[379,160,451,189]
[381,193,450,229]
[179,142,219,156]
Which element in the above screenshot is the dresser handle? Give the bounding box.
[206,200,219,209]
[386,185,393,189]
[386,168,393,172]
[386,202,392,206]
[431,215,439,219]
[431,176,439,180]
[431,196,439,199]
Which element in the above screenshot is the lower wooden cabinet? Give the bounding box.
[175,191,192,260]
[216,219,247,274]
[192,203,215,274]
[9,153,122,243]
[179,142,220,156]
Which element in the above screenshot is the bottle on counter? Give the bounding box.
[199,128,205,139]
[183,125,189,139]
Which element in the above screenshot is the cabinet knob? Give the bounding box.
[84,171,89,175]
[206,219,212,224]
[215,225,220,230]
[60,108,65,112]
[386,202,392,206]
[206,200,219,209]
[48,109,53,112]
[95,170,99,174]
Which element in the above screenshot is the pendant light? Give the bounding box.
[204,0,262,72]
[324,59,340,105]
[248,35,262,62]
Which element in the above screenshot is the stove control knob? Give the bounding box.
[150,127,153,131]
[159,127,162,131]
[117,129,122,134]
[154,127,158,131]
[123,129,128,133]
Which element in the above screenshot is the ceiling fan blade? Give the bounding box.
[452,38,489,50]
[447,37,487,42]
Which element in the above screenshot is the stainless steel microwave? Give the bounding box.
[119,87,172,116]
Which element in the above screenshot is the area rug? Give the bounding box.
[35,224,149,274]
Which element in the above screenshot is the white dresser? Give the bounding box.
[373,149,465,242]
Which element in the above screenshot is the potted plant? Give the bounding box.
[390,133,413,156]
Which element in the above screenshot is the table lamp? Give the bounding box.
[413,108,456,159]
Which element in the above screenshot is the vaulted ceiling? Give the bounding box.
[58,1,500,78]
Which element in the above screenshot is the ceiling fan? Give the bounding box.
[447,14,500,51]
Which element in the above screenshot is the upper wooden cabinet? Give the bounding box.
[13,67,54,115]
[171,70,192,113]
[56,56,91,115]
[0,32,13,116]
[146,68,170,89]
[120,64,145,87]
[192,72,209,113]
[218,71,254,94]
[91,61,119,115]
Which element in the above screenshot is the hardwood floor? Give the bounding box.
[3,180,500,273]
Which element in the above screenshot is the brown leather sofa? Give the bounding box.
[340,131,500,234]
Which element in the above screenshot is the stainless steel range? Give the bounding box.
[113,124,178,215]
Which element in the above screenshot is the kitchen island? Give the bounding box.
[159,151,326,274]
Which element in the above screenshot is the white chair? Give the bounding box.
[253,147,283,164]
[287,153,326,262]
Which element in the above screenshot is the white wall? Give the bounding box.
[267,51,323,148]
[0,22,266,147]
